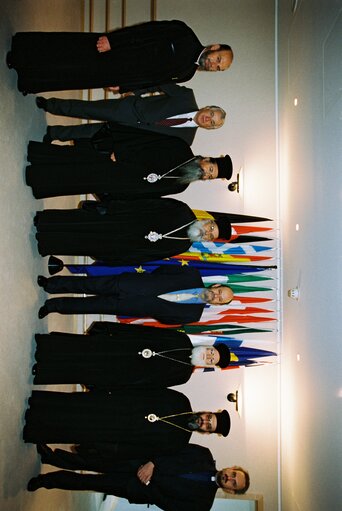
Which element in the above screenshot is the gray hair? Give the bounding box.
[207,105,226,120]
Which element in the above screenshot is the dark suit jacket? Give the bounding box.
[125,83,199,143]
[114,265,206,324]
[130,444,218,511]
[104,20,204,92]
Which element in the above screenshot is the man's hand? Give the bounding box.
[97,36,111,52]
[137,462,155,485]
[110,152,116,162]
[107,86,120,92]
[105,87,135,98]
[140,91,165,97]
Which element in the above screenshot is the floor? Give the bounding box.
[0,1,102,510]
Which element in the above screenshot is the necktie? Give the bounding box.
[155,117,191,126]
[180,471,217,483]
[158,288,206,304]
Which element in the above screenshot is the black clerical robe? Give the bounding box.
[33,322,194,389]
[34,197,196,264]
[26,127,193,199]
[23,388,193,460]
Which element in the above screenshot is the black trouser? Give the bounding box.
[49,122,105,142]
[37,470,129,494]
[44,275,122,315]
[41,446,125,473]
[45,275,121,295]
[41,447,96,470]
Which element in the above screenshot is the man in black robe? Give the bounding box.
[32,321,231,389]
[36,84,226,145]
[27,443,250,510]
[23,388,231,461]
[34,198,231,264]
[7,20,233,94]
[36,266,234,323]
[25,126,233,199]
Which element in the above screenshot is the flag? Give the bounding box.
[118,314,276,327]
[176,252,272,263]
[189,242,273,254]
[193,210,273,223]
[177,324,273,334]
[66,259,277,277]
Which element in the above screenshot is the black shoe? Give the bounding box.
[33,212,40,227]
[48,256,64,275]
[27,475,44,492]
[38,305,49,319]
[37,275,48,289]
[36,443,50,455]
[36,96,47,110]
[6,51,13,69]
[43,127,52,144]
[36,444,53,462]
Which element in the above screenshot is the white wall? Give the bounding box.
[89,1,280,509]
[148,3,280,509]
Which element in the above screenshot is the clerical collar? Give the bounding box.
[143,156,196,184]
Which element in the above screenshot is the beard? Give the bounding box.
[191,346,215,367]
[187,220,208,242]
[216,470,226,488]
[186,413,202,431]
[175,157,203,184]
[198,48,213,70]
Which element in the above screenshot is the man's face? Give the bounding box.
[201,220,219,241]
[191,346,220,366]
[187,220,219,242]
[194,108,225,130]
[216,468,246,493]
[196,412,217,433]
[199,158,219,180]
[207,285,233,305]
[199,47,233,72]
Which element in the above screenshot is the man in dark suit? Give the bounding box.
[36,84,226,145]
[25,125,233,199]
[27,444,249,511]
[8,20,233,94]
[37,265,234,322]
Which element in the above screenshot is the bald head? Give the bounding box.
[198,44,234,71]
